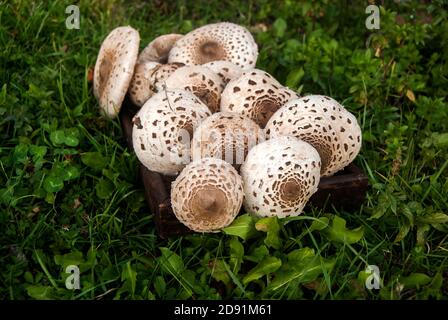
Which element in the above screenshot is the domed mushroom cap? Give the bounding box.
[164,65,224,113]
[287,95,362,168]
[94,26,140,118]
[132,89,212,176]
[168,22,258,69]
[265,96,362,176]
[202,60,245,89]
[191,111,265,167]
[138,33,183,63]
[151,63,185,92]
[128,62,183,107]
[220,69,299,128]
[128,61,160,107]
[266,110,342,176]
[171,157,244,232]
[241,136,321,218]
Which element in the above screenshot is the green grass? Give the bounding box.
[1,0,447,300]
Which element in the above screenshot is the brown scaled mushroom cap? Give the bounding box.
[132,89,211,176]
[128,61,160,107]
[168,22,258,69]
[128,61,183,107]
[202,60,245,90]
[171,157,244,232]
[240,136,321,218]
[220,69,299,128]
[287,95,362,169]
[191,111,265,168]
[164,65,224,113]
[93,26,140,118]
[138,34,183,63]
[265,96,362,176]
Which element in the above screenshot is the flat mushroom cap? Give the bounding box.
[132,89,212,176]
[171,157,244,232]
[128,62,183,107]
[191,111,265,168]
[202,60,245,89]
[241,136,321,218]
[164,65,224,113]
[168,22,258,69]
[94,26,140,118]
[265,96,362,176]
[288,95,362,168]
[220,69,299,128]
[138,33,183,63]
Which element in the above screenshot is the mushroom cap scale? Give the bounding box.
[128,62,183,107]
[191,111,265,168]
[168,22,258,69]
[138,33,183,63]
[266,110,343,176]
[220,69,299,128]
[151,63,185,92]
[202,60,245,89]
[265,95,362,176]
[128,61,160,107]
[164,65,224,113]
[288,95,362,168]
[240,136,321,218]
[132,89,211,176]
[93,26,140,118]
[171,157,244,232]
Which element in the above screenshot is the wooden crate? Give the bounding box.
[120,99,369,238]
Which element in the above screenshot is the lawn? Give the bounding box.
[0,0,447,300]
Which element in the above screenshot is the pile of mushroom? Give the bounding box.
[93,22,363,233]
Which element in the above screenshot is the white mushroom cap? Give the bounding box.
[265,95,362,176]
[93,26,140,118]
[168,22,258,69]
[241,136,321,218]
[132,89,211,175]
[220,69,299,128]
[128,62,183,107]
[287,95,362,168]
[171,157,244,232]
[164,65,224,113]
[202,60,245,89]
[138,33,183,63]
[128,61,160,107]
[191,111,265,167]
[151,63,185,92]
